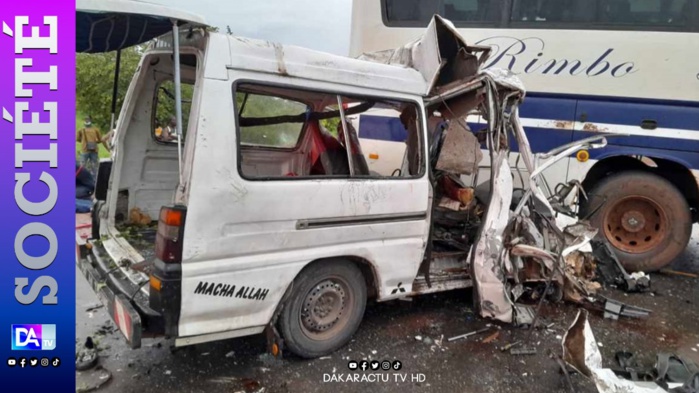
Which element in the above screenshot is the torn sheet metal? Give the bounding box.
[563,309,667,393]
[471,150,513,323]
[357,15,491,96]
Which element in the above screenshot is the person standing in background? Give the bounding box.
[77,115,110,177]
[160,116,177,142]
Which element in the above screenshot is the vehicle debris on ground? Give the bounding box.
[562,309,699,393]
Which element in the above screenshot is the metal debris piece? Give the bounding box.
[602,297,651,320]
[448,327,491,342]
[501,341,522,352]
[510,346,537,355]
[514,304,536,326]
[563,309,668,393]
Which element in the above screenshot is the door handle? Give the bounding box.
[640,119,657,130]
[579,112,588,122]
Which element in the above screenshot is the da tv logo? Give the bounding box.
[11,325,56,350]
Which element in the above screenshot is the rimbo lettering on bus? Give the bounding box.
[6,15,60,305]
[476,36,638,78]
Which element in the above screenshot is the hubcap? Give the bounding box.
[603,196,667,254]
[300,278,353,340]
[621,211,646,233]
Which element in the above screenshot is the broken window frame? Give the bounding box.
[151,78,196,145]
[232,80,427,181]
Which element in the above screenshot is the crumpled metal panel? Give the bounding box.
[483,68,527,98]
[357,15,491,96]
[471,150,513,323]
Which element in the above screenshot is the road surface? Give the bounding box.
[76,229,699,393]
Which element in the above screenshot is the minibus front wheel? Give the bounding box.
[279,259,367,358]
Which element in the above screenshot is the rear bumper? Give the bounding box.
[76,241,165,349]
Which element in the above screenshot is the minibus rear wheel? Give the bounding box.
[585,170,691,272]
[279,259,367,358]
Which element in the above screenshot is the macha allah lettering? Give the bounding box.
[194,281,269,301]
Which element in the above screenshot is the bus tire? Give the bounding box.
[279,259,367,358]
[584,170,691,272]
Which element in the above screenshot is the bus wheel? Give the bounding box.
[585,171,691,272]
[279,259,366,358]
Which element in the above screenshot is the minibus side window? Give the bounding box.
[234,83,424,180]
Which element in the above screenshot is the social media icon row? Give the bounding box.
[348,360,401,371]
[7,357,59,368]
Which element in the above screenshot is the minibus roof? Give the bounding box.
[76,0,207,53]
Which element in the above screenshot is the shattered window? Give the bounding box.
[236,92,307,148]
[510,0,691,29]
[234,83,424,180]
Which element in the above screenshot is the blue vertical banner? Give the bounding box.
[0,1,75,392]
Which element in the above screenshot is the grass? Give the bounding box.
[76,111,111,160]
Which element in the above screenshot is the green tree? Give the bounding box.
[76,46,142,132]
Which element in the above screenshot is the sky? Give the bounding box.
[158,0,352,55]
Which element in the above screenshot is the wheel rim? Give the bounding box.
[603,196,668,254]
[299,277,354,341]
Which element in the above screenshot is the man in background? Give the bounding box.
[160,116,178,142]
[76,115,110,177]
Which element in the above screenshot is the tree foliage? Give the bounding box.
[76,46,142,131]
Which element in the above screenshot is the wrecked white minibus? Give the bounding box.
[76,2,638,358]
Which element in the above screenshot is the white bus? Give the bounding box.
[349,0,699,272]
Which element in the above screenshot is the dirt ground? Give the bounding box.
[76,228,699,393]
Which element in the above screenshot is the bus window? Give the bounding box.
[510,0,691,30]
[383,0,502,25]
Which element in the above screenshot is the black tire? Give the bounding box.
[583,171,691,272]
[279,260,366,358]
